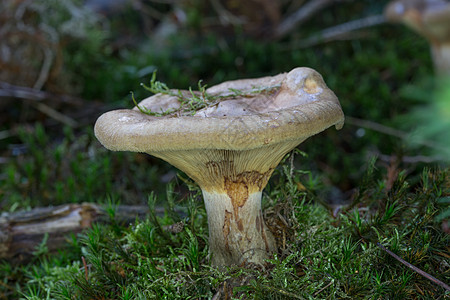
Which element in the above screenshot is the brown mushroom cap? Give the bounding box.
[94,67,344,153]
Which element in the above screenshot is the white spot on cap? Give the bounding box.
[118,116,133,123]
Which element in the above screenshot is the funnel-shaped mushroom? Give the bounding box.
[385,0,450,75]
[95,67,344,267]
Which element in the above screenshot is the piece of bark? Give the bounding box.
[0,203,150,263]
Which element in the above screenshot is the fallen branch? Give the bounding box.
[0,81,84,106]
[0,203,150,263]
[377,242,450,292]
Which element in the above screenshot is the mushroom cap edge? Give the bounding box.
[94,68,345,153]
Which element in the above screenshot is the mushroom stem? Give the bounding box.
[202,191,276,267]
[431,43,450,75]
[149,144,299,267]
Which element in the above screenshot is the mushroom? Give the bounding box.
[94,67,344,267]
[384,0,450,75]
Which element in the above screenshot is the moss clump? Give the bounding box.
[132,71,281,117]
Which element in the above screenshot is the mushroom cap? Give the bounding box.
[384,0,450,42]
[94,67,344,153]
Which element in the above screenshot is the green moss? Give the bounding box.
[13,162,449,299]
[0,125,168,210]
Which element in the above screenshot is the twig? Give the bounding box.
[82,256,89,281]
[346,116,447,153]
[0,280,16,292]
[346,116,406,139]
[313,280,333,297]
[289,150,295,179]
[274,0,335,39]
[211,290,221,300]
[33,23,58,90]
[290,14,386,49]
[33,45,53,90]
[376,242,450,292]
[374,152,444,164]
[0,81,84,106]
[210,0,245,26]
[143,0,176,3]
[34,102,78,128]
[132,0,166,20]
[0,130,13,140]
[261,285,307,299]
[0,203,154,262]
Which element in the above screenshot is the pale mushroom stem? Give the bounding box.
[431,43,450,75]
[202,190,276,266]
[150,146,293,267]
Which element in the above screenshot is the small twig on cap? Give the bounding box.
[377,242,450,292]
